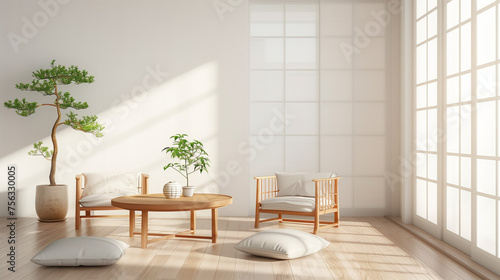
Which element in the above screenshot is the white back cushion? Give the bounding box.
[81,172,138,198]
[276,172,336,197]
[79,193,132,207]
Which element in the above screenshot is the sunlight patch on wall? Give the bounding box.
[0,62,220,218]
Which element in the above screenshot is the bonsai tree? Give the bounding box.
[4,60,104,186]
[162,134,210,186]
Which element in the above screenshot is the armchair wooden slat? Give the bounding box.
[75,173,149,230]
[254,175,340,234]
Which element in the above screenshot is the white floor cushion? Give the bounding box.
[235,229,329,259]
[31,236,129,266]
[79,193,135,207]
[260,196,316,212]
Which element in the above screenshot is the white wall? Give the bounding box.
[0,0,250,217]
[0,0,401,219]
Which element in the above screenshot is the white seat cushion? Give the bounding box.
[234,229,329,259]
[260,196,316,212]
[31,236,129,266]
[79,193,134,207]
[276,172,337,197]
[81,172,139,198]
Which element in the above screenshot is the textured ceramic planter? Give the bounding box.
[163,181,182,199]
[182,186,195,197]
[35,184,68,222]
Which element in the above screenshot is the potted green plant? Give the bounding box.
[4,60,104,222]
[162,134,210,197]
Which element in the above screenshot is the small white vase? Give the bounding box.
[182,186,195,197]
[163,181,182,199]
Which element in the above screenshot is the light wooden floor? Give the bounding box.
[0,216,497,280]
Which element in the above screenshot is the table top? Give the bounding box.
[111,193,233,211]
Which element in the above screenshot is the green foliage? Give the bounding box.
[4,98,37,116]
[3,60,104,185]
[14,60,94,95]
[64,112,104,137]
[28,141,53,160]
[16,78,58,95]
[162,134,210,186]
[3,60,103,136]
[59,92,89,109]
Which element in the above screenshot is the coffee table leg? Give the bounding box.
[141,211,148,249]
[129,210,135,237]
[211,208,218,243]
[190,210,196,234]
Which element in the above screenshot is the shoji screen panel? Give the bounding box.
[250,2,320,178]
[250,0,393,216]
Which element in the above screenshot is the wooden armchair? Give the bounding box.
[75,172,149,230]
[254,174,340,234]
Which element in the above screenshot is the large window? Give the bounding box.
[413,0,500,273]
[443,0,472,253]
[414,0,439,234]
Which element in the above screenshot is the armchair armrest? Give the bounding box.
[139,173,150,194]
[312,176,341,182]
[254,176,278,203]
[254,176,277,179]
[76,174,84,201]
[313,177,340,211]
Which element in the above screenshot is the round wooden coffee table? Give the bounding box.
[112,193,232,248]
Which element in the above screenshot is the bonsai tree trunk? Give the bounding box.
[48,85,61,186]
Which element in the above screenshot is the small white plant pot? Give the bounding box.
[163,181,182,199]
[182,186,195,197]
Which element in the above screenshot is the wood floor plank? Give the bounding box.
[388,233,479,280]
[175,241,210,280]
[251,258,275,280]
[2,216,497,280]
[192,218,230,280]
[136,254,172,279]
[272,259,295,280]
[319,244,369,279]
[305,249,334,280]
[115,217,188,280]
[233,219,256,280]
[213,217,241,280]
